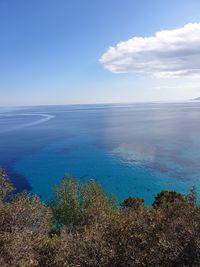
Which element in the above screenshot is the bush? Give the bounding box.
[120,196,144,209]
[1,170,200,266]
[152,190,185,208]
[0,169,14,201]
[49,175,117,230]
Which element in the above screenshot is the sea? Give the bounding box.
[0,102,200,205]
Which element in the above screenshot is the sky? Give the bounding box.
[1,0,200,106]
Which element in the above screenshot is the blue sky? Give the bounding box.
[1,0,200,106]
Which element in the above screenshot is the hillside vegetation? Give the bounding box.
[0,168,200,267]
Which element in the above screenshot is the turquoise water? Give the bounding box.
[0,103,200,205]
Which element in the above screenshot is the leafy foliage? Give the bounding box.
[50,175,117,230]
[0,169,14,201]
[120,196,144,209]
[152,190,185,208]
[1,170,200,266]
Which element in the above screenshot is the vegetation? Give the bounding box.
[0,169,200,266]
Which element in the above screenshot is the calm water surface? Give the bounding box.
[0,102,200,205]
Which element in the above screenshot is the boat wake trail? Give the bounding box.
[0,113,55,133]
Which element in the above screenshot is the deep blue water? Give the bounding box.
[0,102,200,205]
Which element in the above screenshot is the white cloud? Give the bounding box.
[99,23,200,78]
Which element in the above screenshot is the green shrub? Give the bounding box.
[0,169,14,201]
[120,196,144,209]
[0,169,200,266]
[152,190,185,208]
[49,174,117,230]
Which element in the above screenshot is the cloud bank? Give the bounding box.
[99,23,200,78]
